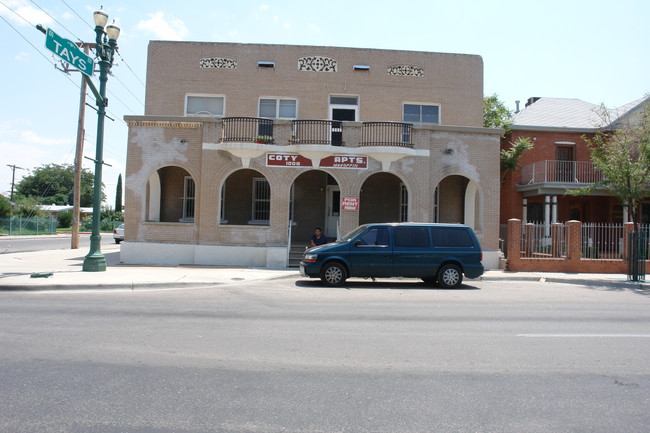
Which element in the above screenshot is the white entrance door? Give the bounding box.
[325,186,341,240]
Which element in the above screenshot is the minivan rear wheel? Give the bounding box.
[437,264,463,289]
[320,262,347,287]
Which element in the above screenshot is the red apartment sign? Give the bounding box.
[320,155,367,169]
[266,154,368,169]
[266,153,312,167]
[341,197,360,211]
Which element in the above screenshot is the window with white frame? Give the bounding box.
[183,176,195,221]
[259,98,297,118]
[400,183,408,222]
[185,95,224,116]
[252,178,271,223]
[403,103,440,124]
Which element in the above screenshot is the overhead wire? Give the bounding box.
[30,0,83,43]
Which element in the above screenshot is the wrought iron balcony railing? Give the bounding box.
[221,117,274,143]
[290,120,343,145]
[360,122,413,148]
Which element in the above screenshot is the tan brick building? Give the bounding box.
[122,41,502,268]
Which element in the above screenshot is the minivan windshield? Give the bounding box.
[337,225,368,243]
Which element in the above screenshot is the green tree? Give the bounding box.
[0,194,11,218]
[13,196,47,218]
[500,137,534,183]
[115,173,123,212]
[57,210,73,228]
[484,94,513,134]
[15,163,102,207]
[575,100,650,230]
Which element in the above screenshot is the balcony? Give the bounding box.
[518,160,605,196]
[201,117,430,169]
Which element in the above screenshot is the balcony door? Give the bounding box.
[329,96,358,146]
[556,146,574,182]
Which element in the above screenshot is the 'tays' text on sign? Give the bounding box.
[45,28,94,76]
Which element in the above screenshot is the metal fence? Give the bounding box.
[581,223,626,259]
[520,222,567,258]
[0,217,57,235]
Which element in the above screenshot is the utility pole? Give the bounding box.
[6,164,26,201]
[71,44,93,250]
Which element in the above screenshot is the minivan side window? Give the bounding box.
[431,228,474,248]
[357,228,390,246]
[394,227,430,247]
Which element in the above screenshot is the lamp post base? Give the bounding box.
[82,252,107,272]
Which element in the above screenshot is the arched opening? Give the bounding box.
[359,172,407,225]
[290,171,340,244]
[435,175,481,230]
[221,169,270,225]
[146,166,195,222]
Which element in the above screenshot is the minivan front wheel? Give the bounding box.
[437,264,463,289]
[320,262,347,287]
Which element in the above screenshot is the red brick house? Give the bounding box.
[500,96,650,227]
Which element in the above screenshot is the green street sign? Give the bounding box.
[45,28,94,76]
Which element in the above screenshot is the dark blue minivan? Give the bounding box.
[300,223,483,288]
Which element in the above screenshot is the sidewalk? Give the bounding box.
[1,241,648,291]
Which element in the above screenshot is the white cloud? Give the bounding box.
[137,11,188,40]
[15,51,29,61]
[20,130,70,146]
[0,0,53,26]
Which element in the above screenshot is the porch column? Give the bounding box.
[544,195,551,237]
[522,198,528,223]
[551,196,558,224]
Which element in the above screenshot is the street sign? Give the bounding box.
[45,28,94,76]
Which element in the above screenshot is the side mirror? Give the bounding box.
[354,240,362,247]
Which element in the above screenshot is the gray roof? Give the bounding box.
[512,96,649,130]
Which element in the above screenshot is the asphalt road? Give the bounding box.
[1,277,649,432]
[0,233,116,254]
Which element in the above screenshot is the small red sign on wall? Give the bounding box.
[266,153,312,167]
[320,155,368,169]
[341,197,360,211]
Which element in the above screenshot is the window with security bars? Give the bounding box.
[400,183,408,222]
[183,176,195,221]
[252,178,270,223]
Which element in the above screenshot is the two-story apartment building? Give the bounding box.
[122,41,502,269]
[500,96,650,226]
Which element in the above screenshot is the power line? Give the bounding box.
[111,73,145,108]
[58,0,93,32]
[30,0,83,43]
[115,49,146,88]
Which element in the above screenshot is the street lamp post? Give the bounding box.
[82,10,120,272]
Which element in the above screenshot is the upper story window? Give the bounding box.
[259,98,297,119]
[185,95,224,117]
[403,103,440,124]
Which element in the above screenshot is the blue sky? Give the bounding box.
[1,0,648,207]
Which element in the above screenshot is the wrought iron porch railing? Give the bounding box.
[221,117,274,143]
[360,122,413,148]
